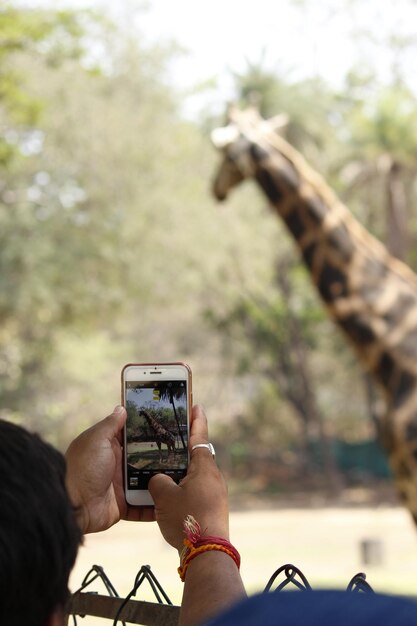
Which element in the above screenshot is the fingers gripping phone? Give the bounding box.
[121,363,192,506]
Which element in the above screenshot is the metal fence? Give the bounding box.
[65,562,373,625]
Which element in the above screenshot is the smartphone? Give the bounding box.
[121,362,192,506]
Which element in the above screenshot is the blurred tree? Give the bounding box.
[287,0,417,263]
[206,255,342,491]
[0,4,102,424]
[0,3,88,162]
[339,79,417,263]
[231,55,341,171]
[0,5,191,434]
[209,63,353,482]
[5,0,417,476]
[157,383,186,449]
[1,4,279,445]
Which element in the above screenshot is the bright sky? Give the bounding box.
[18,0,417,117]
[135,0,352,116]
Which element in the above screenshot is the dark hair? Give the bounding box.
[0,419,82,626]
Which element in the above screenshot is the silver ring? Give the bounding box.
[191,443,216,458]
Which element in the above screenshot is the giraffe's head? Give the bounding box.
[211,105,288,201]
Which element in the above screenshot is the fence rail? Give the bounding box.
[66,593,179,625]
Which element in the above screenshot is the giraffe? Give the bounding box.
[139,409,176,463]
[210,105,417,524]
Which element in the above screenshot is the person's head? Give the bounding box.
[0,419,82,626]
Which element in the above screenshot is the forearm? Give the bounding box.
[179,551,246,626]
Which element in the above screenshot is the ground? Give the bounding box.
[127,441,187,469]
[69,499,417,625]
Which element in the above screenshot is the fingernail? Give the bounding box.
[113,405,125,416]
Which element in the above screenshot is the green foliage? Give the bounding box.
[0,5,194,430]
[125,399,138,420]
[2,0,417,472]
[348,85,417,162]
[206,260,325,380]
[0,4,95,144]
[233,380,298,449]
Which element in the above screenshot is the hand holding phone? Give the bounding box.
[66,405,156,533]
[121,363,192,506]
[148,405,229,551]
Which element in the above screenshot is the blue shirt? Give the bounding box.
[205,590,417,625]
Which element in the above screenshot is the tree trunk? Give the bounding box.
[276,260,342,495]
[169,391,187,450]
[386,158,409,260]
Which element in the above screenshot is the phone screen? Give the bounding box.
[125,379,189,490]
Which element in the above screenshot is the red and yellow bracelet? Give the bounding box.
[178,515,241,582]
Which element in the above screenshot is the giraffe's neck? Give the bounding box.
[148,417,159,432]
[142,411,158,432]
[248,137,417,414]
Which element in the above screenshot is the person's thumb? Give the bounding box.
[111,404,126,423]
[148,473,178,507]
[97,405,126,439]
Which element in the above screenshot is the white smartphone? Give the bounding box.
[121,362,192,506]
